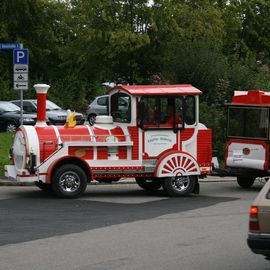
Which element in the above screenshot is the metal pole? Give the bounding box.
[20,89,23,125]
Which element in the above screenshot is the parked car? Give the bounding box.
[10,99,85,125]
[0,101,36,132]
[247,179,270,258]
[86,95,108,125]
[86,95,128,125]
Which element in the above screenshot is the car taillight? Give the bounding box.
[249,206,260,231]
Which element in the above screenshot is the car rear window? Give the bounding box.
[97,97,108,106]
[0,102,20,111]
[266,188,270,199]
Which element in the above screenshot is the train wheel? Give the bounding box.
[52,164,87,198]
[135,178,163,191]
[162,175,197,197]
[237,176,255,188]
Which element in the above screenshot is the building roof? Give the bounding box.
[110,84,202,96]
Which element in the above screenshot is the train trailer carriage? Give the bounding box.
[5,84,212,198]
[226,90,270,188]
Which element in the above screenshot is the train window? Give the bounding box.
[111,93,131,123]
[185,96,195,125]
[227,106,269,139]
[143,97,158,124]
[139,96,183,130]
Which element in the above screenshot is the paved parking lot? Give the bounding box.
[0,179,269,270]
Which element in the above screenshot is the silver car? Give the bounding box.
[10,99,85,125]
[86,95,129,125]
[86,95,109,125]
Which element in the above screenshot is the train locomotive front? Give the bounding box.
[5,83,213,198]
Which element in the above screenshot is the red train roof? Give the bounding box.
[230,90,270,106]
[110,84,202,95]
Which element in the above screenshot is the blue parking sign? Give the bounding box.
[13,49,28,65]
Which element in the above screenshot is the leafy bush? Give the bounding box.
[200,102,227,167]
[0,132,13,175]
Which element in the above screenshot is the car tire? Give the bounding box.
[237,176,255,188]
[135,178,163,191]
[5,121,17,132]
[47,119,55,125]
[162,175,197,197]
[88,114,97,126]
[52,164,87,198]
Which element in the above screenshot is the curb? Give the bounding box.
[0,176,236,186]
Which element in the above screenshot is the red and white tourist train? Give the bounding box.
[5,84,212,198]
[226,90,270,188]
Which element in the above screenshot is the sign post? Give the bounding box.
[0,43,28,126]
[13,49,29,125]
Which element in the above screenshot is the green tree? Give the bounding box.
[220,0,270,60]
[65,0,152,84]
[147,1,227,93]
[239,0,270,58]
[0,0,70,81]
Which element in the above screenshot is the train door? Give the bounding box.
[139,95,184,159]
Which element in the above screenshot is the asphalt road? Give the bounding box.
[0,179,269,270]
